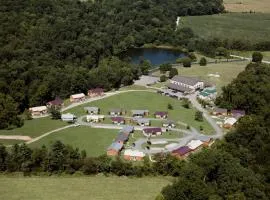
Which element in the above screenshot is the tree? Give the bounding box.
[160,75,167,82]
[159,63,172,73]
[49,107,61,120]
[195,111,203,121]
[168,103,173,110]
[252,51,263,63]
[216,47,228,57]
[199,57,207,66]
[182,98,191,109]
[0,93,23,129]
[169,68,178,78]
[182,57,192,67]
[139,60,151,75]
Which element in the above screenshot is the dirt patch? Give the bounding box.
[0,135,32,141]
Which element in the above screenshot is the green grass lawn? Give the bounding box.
[29,126,119,156]
[66,91,214,134]
[152,61,248,93]
[0,175,171,200]
[0,118,67,145]
[181,13,270,42]
[0,139,26,145]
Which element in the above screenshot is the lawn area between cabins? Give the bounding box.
[0,118,67,145]
[181,13,270,43]
[66,91,214,134]
[29,126,119,157]
[0,175,172,200]
[152,61,248,93]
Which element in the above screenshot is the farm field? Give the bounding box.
[181,13,270,42]
[0,118,67,145]
[224,0,270,13]
[29,126,119,156]
[152,61,248,93]
[0,176,171,200]
[66,91,214,134]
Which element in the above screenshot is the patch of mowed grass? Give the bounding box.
[66,91,214,134]
[29,126,119,156]
[181,13,270,42]
[0,139,26,145]
[152,61,248,93]
[0,176,171,200]
[0,117,67,138]
[232,51,270,61]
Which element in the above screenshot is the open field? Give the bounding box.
[152,61,248,93]
[0,175,171,200]
[224,0,270,13]
[29,126,119,156]
[181,13,270,42]
[0,118,67,145]
[232,51,270,61]
[66,91,214,133]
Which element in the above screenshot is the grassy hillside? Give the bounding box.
[66,91,214,133]
[181,13,270,42]
[0,176,171,200]
[29,127,119,156]
[224,0,270,13]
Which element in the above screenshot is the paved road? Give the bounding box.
[33,89,155,119]
[188,93,223,139]
[230,54,270,64]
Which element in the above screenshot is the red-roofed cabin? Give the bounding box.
[47,97,64,108]
[171,146,192,159]
[88,88,104,97]
[111,117,125,125]
[143,127,162,136]
[154,111,168,119]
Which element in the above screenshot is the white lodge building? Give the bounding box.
[168,75,204,93]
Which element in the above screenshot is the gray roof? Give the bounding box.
[122,126,134,133]
[132,110,149,115]
[136,118,150,123]
[84,107,99,112]
[171,75,202,86]
[215,108,227,113]
[168,83,192,92]
[196,135,212,142]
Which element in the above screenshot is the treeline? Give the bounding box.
[159,62,270,199]
[195,38,270,57]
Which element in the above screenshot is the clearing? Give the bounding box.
[224,0,270,13]
[29,126,119,156]
[0,118,67,145]
[0,175,171,200]
[66,91,214,133]
[152,61,248,93]
[181,13,270,43]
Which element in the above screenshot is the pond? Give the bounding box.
[123,48,185,66]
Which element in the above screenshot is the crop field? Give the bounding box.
[224,0,270,13]
[29,126,119,156]
[66,91,214,134]
[181,13,270,42]
[0,175,171,200]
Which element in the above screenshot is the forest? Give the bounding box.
[0,0,225,129]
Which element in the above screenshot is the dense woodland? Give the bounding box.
[0,0,225,129]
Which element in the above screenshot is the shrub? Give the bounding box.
[252,51,263,63]
[169,68,178,78]
[160,75,167,82]
[182,57,192,67]
[199,57,207,66]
